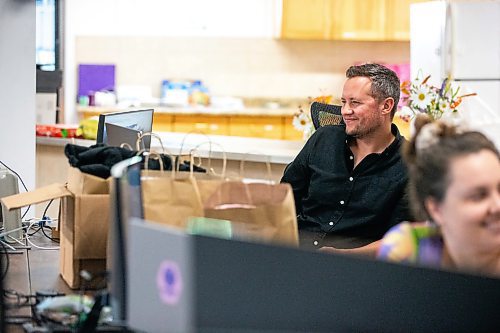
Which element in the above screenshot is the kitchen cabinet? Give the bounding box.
[281,0,428,41]
[229,116,283,140]
[385,0,429,41]
[152,114,173,132]
[281,0,332,40]
[173,115,230,136]
[77,108,303,141]
[330,0,386,41]
[283,116,305,140]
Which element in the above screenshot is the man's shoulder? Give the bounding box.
[308,126,346,149]
[314,125,346,138]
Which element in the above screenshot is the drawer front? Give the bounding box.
[229,116,283,139]
[173,115,229,135]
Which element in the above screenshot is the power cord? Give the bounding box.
[24,220,59,250]
[38,199,59,243]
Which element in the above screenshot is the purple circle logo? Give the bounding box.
[156,260,183,305]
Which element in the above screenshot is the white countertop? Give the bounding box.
[77,105,298,117]
[36,132,305,165]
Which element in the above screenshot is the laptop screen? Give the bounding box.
[96,109,154,149]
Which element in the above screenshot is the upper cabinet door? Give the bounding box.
[330,0,386,41]
[385,0,428,41]
[281,0,333,39]
[281,0,422,41]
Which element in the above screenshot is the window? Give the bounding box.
[36,0,59,71]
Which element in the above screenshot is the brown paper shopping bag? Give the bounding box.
[141,171,204,229]
[203,181,299,246]
[141,139,229,229]
[140,146,205,229]
[141,167,229,228]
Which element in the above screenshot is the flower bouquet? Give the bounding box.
[293,95,332,140]
[399,74,476,122]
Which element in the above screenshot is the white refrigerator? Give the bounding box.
[410,0,500,146]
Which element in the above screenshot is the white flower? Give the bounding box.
[437,99,451,114]
[293,112,311,132]
[410,85,433,110]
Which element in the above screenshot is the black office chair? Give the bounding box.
[310,102,344,129]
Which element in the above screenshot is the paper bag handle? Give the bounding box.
[239,151,273,184]
[143,152,176,179]
[136,132,165,153]
[188,142,227,178]
[176,131,213,171]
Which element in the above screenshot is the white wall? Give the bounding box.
[0,0,36,194]
[69,0,279,37]
[64,0,280,124]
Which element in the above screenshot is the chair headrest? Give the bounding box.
[310,102,343,130]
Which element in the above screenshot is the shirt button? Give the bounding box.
[329,221,334,226]
[349,177,353,181]
[349,156,353,160]
[340,200,345,205]
[313,240,319,246]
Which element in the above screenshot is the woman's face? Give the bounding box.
[427,149,500,273]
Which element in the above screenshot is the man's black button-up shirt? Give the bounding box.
[281,124,411,244]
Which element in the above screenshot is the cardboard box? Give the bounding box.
[2,167,110,289]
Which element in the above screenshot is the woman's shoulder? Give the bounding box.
[377,222,442,265]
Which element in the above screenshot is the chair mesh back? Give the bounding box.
[310,102,343,129]
[319,111,343,127]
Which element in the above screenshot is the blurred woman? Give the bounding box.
[377,115,500,277]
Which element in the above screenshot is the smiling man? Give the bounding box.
[281,63,411,254]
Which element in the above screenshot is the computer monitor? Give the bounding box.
[108,156,144,322]
[127,220,500,332]
[96,109,154,150]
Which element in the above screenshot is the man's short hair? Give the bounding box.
[346,63,400,119]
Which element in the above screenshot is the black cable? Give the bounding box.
[40,199,59,243]
[27,226,44,237]
[40,226,59,243]
[42,199,54,219]
[3,289,36,309]
[0,159,32,219]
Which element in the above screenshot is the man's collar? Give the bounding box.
[344,123,404,155]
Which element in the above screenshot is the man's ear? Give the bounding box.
[424,197,444,226]
[380,97,394,116]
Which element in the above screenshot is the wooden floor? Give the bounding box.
[2,231,73,332]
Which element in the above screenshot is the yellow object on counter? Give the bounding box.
[77,116,99,140]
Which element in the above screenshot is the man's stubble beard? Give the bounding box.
[345,118,381,139]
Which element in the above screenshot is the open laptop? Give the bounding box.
[127,219,500,333]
